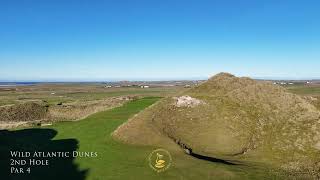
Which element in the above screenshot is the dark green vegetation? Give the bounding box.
[0,128,86,180]
[1,97,284,180]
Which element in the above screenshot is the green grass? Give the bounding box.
[0,87,181,106]
[2,97,287,179]
[52,97,287,179]
[64,90,169,100]
[51,97,164,180]
[286,85,320,95]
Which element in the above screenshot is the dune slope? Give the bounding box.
[113,73,320,178]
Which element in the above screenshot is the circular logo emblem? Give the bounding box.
[148,149,172,173]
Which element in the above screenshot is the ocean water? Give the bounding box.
[0,82,39,87]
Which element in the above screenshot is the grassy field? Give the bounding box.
[0,84,182,106]
[1,97,287,180]
[286,84,320,95]
[286,84,320,110]
[2,82,320,179]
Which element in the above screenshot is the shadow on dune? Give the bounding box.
[189,152,237,165]
[0,128,88,180]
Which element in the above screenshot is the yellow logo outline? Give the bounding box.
[148,148,172,173]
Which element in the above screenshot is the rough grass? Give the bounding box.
[47,96,136,121]
[287,85,320,95]
[0,86,181,106]
[4,97,286,179]
[114,73,320,178]
[0,102,47,122]
[0,96,136,129]
[286,85,320,110]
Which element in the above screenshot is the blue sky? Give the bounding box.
[0,0,319,81]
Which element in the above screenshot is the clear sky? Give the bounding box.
[0,0,319,81]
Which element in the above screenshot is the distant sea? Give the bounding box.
[0,82,39,87]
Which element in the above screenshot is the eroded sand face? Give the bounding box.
[174,96,204,107]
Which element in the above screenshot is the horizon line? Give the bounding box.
[1,76,320,82]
